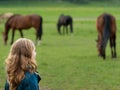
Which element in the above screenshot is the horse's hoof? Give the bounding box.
[10,42,13,45]
[112,56,117,59]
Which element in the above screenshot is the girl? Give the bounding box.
[5,38,41,90]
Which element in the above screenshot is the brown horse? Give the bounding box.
[96,13,117,59]
[3,14,43,45]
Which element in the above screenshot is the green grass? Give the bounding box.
[1,1,120,90]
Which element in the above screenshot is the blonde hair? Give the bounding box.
[5,38,37,90]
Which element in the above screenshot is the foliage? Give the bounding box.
[0,0,119,4]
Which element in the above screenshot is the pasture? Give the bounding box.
[0,1,120,90]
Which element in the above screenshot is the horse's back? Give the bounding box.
[58,15,72,25]
[6,14,23,28]
[5,14,20,26]
[66,15,72,24]
[6,14,42,29]
[96,13,116,34]
[28,14,42,26]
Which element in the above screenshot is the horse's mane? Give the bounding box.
[5,14,20,25]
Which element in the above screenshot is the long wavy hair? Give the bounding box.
[5,38,37,90]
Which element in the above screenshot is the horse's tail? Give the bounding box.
[38,16,43,40]
[70,17,73,33]
[102,14,111,50]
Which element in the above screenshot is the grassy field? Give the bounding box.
[0,1,120,90]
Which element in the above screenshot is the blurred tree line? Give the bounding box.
[0,0,118,3]
[0,0,115,1]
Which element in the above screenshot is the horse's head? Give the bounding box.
[100,45,106,59]
[96,39,101,56]
[57,23,61,34]
[96,39,105,59]
[2,32,8,45]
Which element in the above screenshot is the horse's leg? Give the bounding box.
[63,26,65,35]
[36,30,42,45]
[37,33,41,45]
[97,33,102,56]
[11,29,15,45]
[66,26,68,35]
[19,29,24,38]
[59,27,61,35]
[101,44,106,59]
[0,18,1,23]
[110,37,114,58]
[113,34,117,58]
[35,31,38,45]
[102,49,106,59]
[36,32,41,45]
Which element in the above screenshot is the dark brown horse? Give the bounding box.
[96,13,117,59]
[57,14,73,35]
[3,14,43,45]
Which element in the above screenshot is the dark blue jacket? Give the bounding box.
[5,72,41,90]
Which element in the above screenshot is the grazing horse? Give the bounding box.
[3,14,43,45]
[57,14,73,35]
[0,12,13,23]
[96,13,117,59]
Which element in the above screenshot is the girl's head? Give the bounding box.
[5,38,37,90]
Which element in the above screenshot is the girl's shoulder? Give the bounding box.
[22,72,41,84]
[17,72,41,90]
[5,72,41,90]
